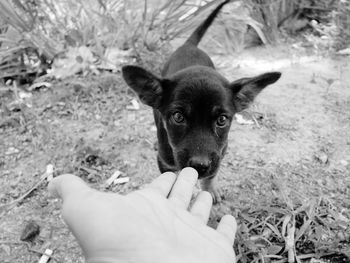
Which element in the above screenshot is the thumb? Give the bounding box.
[48,174,92,202]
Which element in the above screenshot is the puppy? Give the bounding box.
[122,0,281,202]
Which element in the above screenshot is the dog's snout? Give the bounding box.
[188,156,210,174]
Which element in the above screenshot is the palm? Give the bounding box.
[51,168,236,263]
[126,190,235,262]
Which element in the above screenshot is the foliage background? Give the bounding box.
[1,0,349,82]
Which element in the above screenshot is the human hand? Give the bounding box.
[49,167,237,263]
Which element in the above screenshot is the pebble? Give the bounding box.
[38,198,49,207]
[5,147,19,155]
[2,170,10,176]
[340,160,348,166]
[20,220,40,242]
[315,152,328,164]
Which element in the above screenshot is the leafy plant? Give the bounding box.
[0,0,60,82]
[333,0,350,50]
[0,0,270,81]
[1,0,346,82]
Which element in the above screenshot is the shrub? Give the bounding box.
[0,0,270,81]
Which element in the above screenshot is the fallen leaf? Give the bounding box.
[18,91,32,99]
[267,245,283,255]
[28,82,52,91]
[235,113,254,125]
[337,47,350,55]
[98,47,132,71]
[50,46,95,79]
[126,99,140,110]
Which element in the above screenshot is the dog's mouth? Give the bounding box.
[197,170,215,179]
[197,162,220,179]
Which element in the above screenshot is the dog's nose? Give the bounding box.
[188,156,210,175]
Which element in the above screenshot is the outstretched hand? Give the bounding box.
[49,167,237,263]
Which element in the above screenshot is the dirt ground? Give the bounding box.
[0,43,350,262]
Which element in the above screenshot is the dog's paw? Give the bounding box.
[200,178,224,204]
[209,187,224,204]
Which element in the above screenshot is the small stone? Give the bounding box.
[56,101,65,106]
[5,147,19,155]
[20,220,40,242]
[126,99,140,110]
[340,160,348,166]
[315,152,328,164]
[10,190,20,198]
[235,113,254,125]
[38,198,49,207]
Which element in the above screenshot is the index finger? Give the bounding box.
[145,172,177,196]
[48,174,92,202]
[168,167,198,209]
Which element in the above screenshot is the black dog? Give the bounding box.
[122,0,281,202]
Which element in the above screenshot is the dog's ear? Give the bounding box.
[230,72,281,112]
[122,65,163,108]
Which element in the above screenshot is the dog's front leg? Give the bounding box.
[200,177,223,204]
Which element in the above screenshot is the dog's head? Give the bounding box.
[122,65,281,178]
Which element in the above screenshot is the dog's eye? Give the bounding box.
[172,112,185,123]
[216,115,228,127]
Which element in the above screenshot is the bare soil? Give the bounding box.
[1,44,349,262]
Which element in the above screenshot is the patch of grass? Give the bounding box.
[233,167,350,263]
